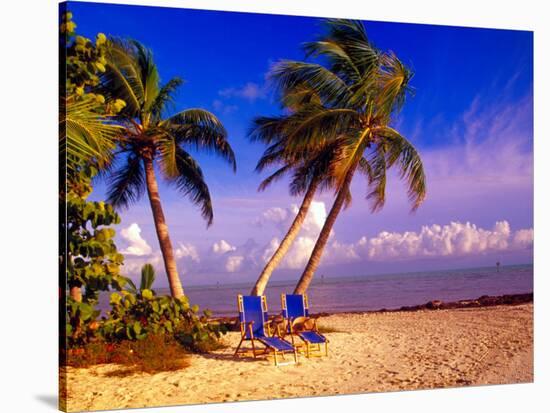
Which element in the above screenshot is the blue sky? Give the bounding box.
[66,1,534,287]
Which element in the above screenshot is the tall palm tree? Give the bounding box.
[268,19,427,294]
[248,112,342,296]
[102,39,236,298]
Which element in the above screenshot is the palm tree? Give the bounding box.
[248,112,342,296]
[102,39,236,298]
[268,19,426,294]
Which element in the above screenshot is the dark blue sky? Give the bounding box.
[65,1,534,286]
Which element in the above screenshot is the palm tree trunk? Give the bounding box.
[143,156,185,298]
[294,166,356,294]
[250,179,320,296]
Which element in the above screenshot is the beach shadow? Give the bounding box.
[199,351,291,364]
[35,394,57,410]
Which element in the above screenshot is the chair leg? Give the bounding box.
[251,338,257,358]
[234,337,244,356]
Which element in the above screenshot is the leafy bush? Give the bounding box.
[100,291,228,351]
[66,298,101,347]
[64,166,127,349]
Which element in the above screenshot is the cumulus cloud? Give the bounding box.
[225,255,245,272]
[174,242,200,262]
[212,239,236,255]
[120,223,152,256]
[118,213,531,283]
[256,201,327,237]
[325,220,533,264]
[255,201,329,269]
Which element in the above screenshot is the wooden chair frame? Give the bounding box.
[281,293,329,358]
[234,295,298,366]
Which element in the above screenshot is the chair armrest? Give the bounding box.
[246,321,255,338]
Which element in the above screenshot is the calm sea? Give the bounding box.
[97,264,533,317]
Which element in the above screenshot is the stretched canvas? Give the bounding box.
[59,1,534,411]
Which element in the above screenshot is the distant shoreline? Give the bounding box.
[212,292,534,324]
[313,292,534,316]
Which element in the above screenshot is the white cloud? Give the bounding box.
[325,220,533,263]
[219,82,265,102]
[225,255,244,272]
[281,236,317,269]
[212,239,237,255]
[255,201,329,270]
[174,242,200,262]
[301,201,328,236]
[513,228,534,248]
[120,223,152,256]
[256,201,327,237]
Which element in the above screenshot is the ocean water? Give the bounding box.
[98,264,533,317]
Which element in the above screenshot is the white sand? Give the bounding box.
[61,303,533,412]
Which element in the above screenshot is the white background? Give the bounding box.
[0,0,547,412]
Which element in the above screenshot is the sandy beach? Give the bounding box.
[61,303,533,412]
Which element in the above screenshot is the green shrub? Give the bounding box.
[100,292,228,351]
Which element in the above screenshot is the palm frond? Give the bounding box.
[377,126,426,211]
[277,104,360,151]
[269,60,352,107]
[102,38,146,115]
[162,146,214,226]
[248,115,287,144]
[161,109,236,171]
[131,40,160,115]
[320,19,380,77]
[61,94,121,171]
[106,151,146,209]
[258,165,292,192]
[150,77,184,121]
[365,145,388,212]
[375,52,413,120]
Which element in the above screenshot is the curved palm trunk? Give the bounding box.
[294,166,357,294]
[143,157,185,298]
[250,179,320,296]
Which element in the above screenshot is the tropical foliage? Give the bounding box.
[60,12,125,176]
[263,19,426,293]
[65,165,127,347]
[101,38,236,298]
[103,290,226,349]
[125,263,156,295]
[61,16,229,358]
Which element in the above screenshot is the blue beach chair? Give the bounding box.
[281,294,328,357]
[234,295,297,366]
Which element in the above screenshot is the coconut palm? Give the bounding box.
[248,111,343,296]
[102,39,236,298]
[268,19,426,294]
